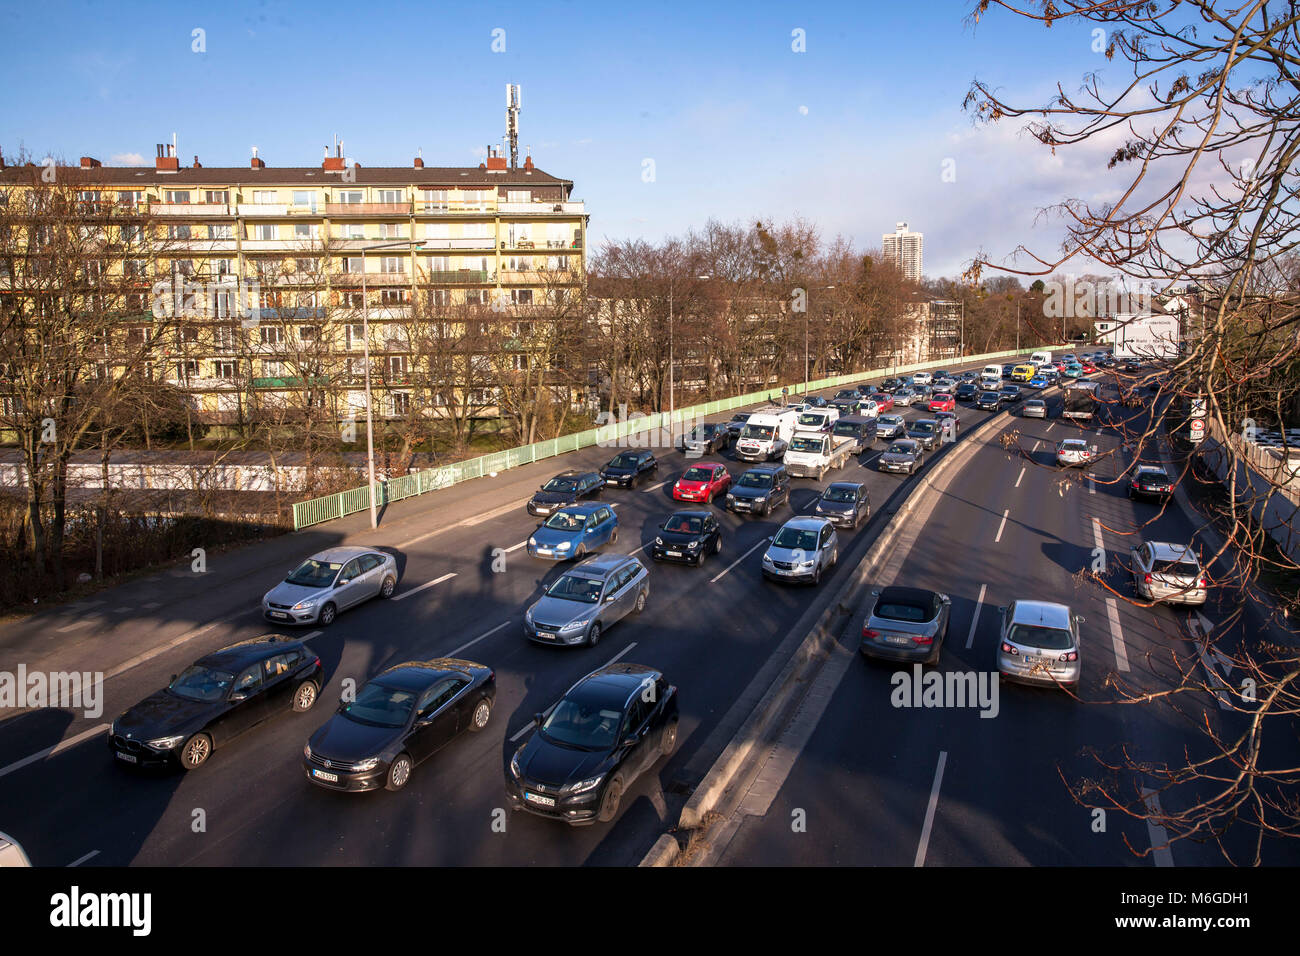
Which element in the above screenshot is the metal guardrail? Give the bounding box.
[291,347,1035,529]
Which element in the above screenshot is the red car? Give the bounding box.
[1080,362,1097,373]
[928,393,956,413]
[869,392,895,412]
[673,463,731,503]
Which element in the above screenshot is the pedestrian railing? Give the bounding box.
[291,347,1035,529]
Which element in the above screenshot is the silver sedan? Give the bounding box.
[262,546,398,626]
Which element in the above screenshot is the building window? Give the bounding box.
[214,325,236,350]
[177,325,200,344]
[172,260,194,277]
[259,326,283,345]
[177,359,200,378]
[343,223,365,239]
[380,288,408,304]
[340,257,363,273]
[507,190,531,203]
[214,360,238,379]
[254,224,277,240]
[166,190,191,204]
[335,190,363,204]
[253,190,278,204]
[346,325,366,349]
[510,353,529,371]
[118,191,144,207]
[208,224,232,239]
[421,189,450,210]
[205,190,230,204]
[379,223,404,239]
[427,289,450,308]
[299,326,319,341]
[512,289,533,305]
[293,223,316,239]
[119,224,142,244]
[391,392,411,416]
[426,256,450,273]
[380,256,404,274]
[464,289,484,305]
[263,360,285,377]
[386,355,408,377]
[292,190,316,210]
[168,224,192,239]
[378,189,404,205]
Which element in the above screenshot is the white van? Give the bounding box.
[795,408,839,433]
[736,409,799,462]
[982,365,1003,379]
[1031,350,1053,368]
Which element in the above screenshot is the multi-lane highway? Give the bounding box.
[0,357,1289,868]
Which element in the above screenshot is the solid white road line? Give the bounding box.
[1032,440,1040,453]
[509,642,639,743]
[505,540,528,553]
[964,584,987,649]
[1014,466,1026,488]
[67,850,100,867]
[0,723,111,781]
[1046,423,1053,434]
[1105,597,1131,672]
[1142,787,1176,867]
[141,602,162,610]
[1088,476,1096,495]
[709,537,771,584]
[994,510,1009,543]
[448,621,511,658]
[393,572,456,602]
[302,630,323,642]
[1091,517,1104,553]
[914,751,948,867]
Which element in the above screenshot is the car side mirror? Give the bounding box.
[658,522,667,530]
[605,594,616,603]
[336,578,349,587]
[169,674,177,684]
[533,712,545,727]
[230,690,248,702]
[1075,615,1086,624]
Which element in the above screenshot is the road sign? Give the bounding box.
[1189,419,1205,444]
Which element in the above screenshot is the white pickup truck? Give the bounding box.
[784,430,857,480]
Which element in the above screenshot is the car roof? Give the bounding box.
[197,633,305,668]
[310,546,379,563]
[573,662,662,704]
[742,464,781,474]
[890,438,918,447]
[837,415,872,424]
[911,418,938,425]
[1145,541,1197,561]
[549,470,599,480]
[876,585,939,606]
[778,516,833,532]
[667,509,712,519]
[825,481,864,492]
[375,660,477,689]
[1135,464,1167,473]
[1009,600,1071,629]
[572,551,638,575]
[553,502,606,516]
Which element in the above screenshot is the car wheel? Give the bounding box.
[610,528,619,544]
[385,753,413,792]
[695,547,706,567]
[597,776,624,823]
[634,590,647,613]
[469,697,492,732]
[714,535,722,554]
[812,563,821,586]
[380,576,396,599]
[660,719,679,756]
[830,546,838,567]
[179,733,212,771]
[318,602,337,627]
[292,680,319,712]
[574,545,586,561]
[587,621,602,647]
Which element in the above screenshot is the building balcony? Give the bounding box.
[419,269,493,284]
[419,237,496,250]
[324,203,412,217]
[251,375,332,389]
[237,204,289,217]
[152,203,234,217]
[498,201,586,215]
[416,202,494,215]
[333,270,410,285]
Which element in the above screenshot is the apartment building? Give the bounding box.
[882,221,923,282]
[0,142,587,427]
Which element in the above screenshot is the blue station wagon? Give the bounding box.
[527,504,619,561]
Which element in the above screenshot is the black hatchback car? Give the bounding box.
[528,471,603,517]
[1128,464,1173,501]
[813,482,870,528]
[109,635,323,771]
[954,382,979,402]
[725,465,791,517]
[652,509,722,565]
[600,450,657,488]
[507,663,678,826]
[976,390,1003,411]
[304,658,495,793]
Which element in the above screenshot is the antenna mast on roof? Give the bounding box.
[506,84,521,170]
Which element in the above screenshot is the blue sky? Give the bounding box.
[0,0,1126,278]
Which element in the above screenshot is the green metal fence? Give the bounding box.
[291,348,1035,529]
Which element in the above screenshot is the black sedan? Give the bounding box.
[725,412,752,440]
[652,510,722,565]
[109,635,322,771]
[506,663,678,825]
[678,422,730,456]
[527,471,603,517]
[304,658,495,792]
[812,482,870,529]
[999,384,1023,403]
[804,395,829,408]
[1129,464,1173,501]
[976,391,1003,411]
[954,383,979,402]
[600,450,657,488]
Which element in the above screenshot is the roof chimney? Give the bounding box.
[193,155,202,168]
[523,150,534,171]
[323,138,346,171]
[250,146,264,170]
[80,156,101,168]
[414,148,424,169]
[486,144,507,171]
[154,143,179,171]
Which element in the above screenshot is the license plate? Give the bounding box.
[524,791,556,807]
[312,769,339,782]
[536,548,552,555]
[666,551,682,557]
[885,635,911,645]
[270,611,290,620]
[115,752,138,764]
[1023,656,1047,666]
[606,479,619,485]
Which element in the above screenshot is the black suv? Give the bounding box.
[110,635,323,771]
[725,465,791,517]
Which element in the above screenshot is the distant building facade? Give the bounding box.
[882,221,923,282]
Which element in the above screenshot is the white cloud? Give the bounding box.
[111,152,146,166]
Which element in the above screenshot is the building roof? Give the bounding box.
[0,163,572,189]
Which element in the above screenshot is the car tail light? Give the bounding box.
[313,657,321,668]
[1000,641,1018,655]
[1144,573,1153,584]
[1198,576,1208,588]
[1059,650,1078,662]
[862,627,879,639]
[914,634,934,645]
[1131,479,1139,488]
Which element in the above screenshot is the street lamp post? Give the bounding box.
[358,238,422,529]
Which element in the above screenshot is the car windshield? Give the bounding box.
[341,682,416,729]
[1027,400,1045,407]
[740,424,775,440]
[542,478,578,492]
[545,573,604,603]
[541,695,623,750]
[1153,559,1199,577]
[888,442,916,455]
[1138,469,1168,480]
[773,527,819,550]
[875,600,931,623]
[789,437,822,452]
[285,558,342,588]
[738,472,773,488]
[823,486,857,503]
[797,414,825,426]
[664,515,703,534]
[1061,441,1086,451]
[682,466,714,481]
[169,664,235,702]
[608,454,638,469]
[879,416,902,426]
[1008,624,1073,650]
[980,392,999,400]
[837,390,857,399]
[910,423,935,434]
[543,511,586,531]
[731,414,750,423]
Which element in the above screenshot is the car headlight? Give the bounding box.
[352,757,381,773]
[687,540,700,549]
[815,503,826,512]
[146,735,186,750]
[556,541,572,551]
[799,560,816,569]
[560,617,589,632]
[525,607,534,622]
[528,536,537,547]
[655,537,664,546]
[291,598,318,610]
[303,742,313,759]
[762,553,775,565]
[726,494,736,502]
[510,752,522,779]
[753,497,766,504]
[564,774,606,795]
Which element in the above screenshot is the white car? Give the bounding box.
[1130,541,1208,605]
[0,831,31,867]
[911,372,933,386]
[1055,438,1096,467]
